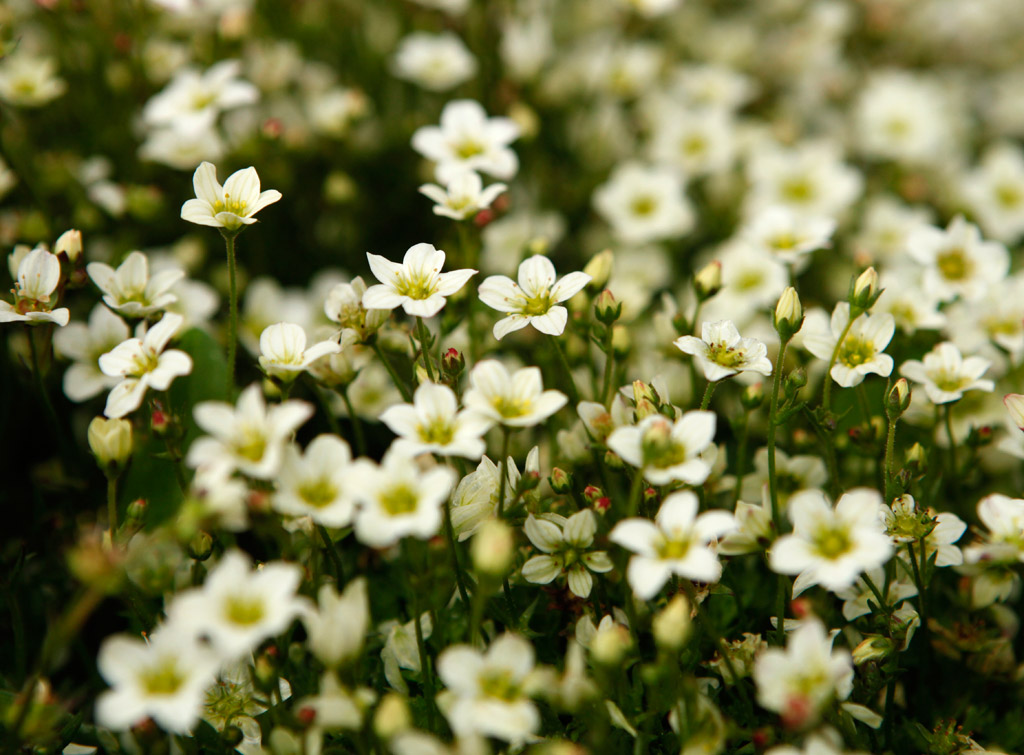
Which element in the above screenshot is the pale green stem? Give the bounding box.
[222,230,239,395]
[370,341,413,402]
[107,475,118,535]
[416,316,436,383]
[821,317,855,416]
[551,336,581,406]
[699,380,717,410]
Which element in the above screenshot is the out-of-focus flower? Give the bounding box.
[899,342,994,405]
[607,411,717,486]
[257,322,341,382]
[906,215,1009,302]
[302,579,369,669]
[419,171,506,221]
[143,60,258,130]
[0,54,66,107]
[593,162,694,244]
[412,99,520,183]
[0,247,69,326]
[392,32,477,91]
[324,276,389,343]
[87,251,184,319]
[273,435,359,528]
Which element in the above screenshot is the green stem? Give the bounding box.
[222,231,239,396]
[339,385,367,456]
[411,584,436,731]
[821,316,855,416]
[884,413,897,504]
[496,427,512,517]
[551,336,581,406]
[731,413,749,507]
[944,404,959,500]
[107,475,118,535]
[370,341,413,402]
[773,574,788,647]
[699,380,717,411]
[907,540,928,625]
[625,469,645,518]
[767,339,790,646]
[443,487,470,608]
[318,525,345,585]
[601,328,616,408]
[416,317,436,384]
[682,581,751,711]
[861,572,890,616]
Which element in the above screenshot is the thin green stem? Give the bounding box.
[699,380,717,411]
[318,525,344,585]
[370,341,413,402]
[496,427,512,517]
[860,572,890,616]
[821,316,855,416]
[625,469,645,518]
[551,336,581,406]
[767,339,790,646]
[416,317,436,384]
[682,581,752,711]
[339,385,367,456]
[884,414,897,504]
[443,485,470,608]
[409,550,436,731]
[222,231,239,395]
[107,475,118,535]
[731,413,750,507]
[907,540,928,625]
[944,404,959,500]
[601,328,616,408]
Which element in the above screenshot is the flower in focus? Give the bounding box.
[607,411,716,486]
[521,510,613,598]
[380,381,492,459]
[362,243,477,318]
[610,491,737,599]
[98,312,193,418]
[419,171,506,221]
[180,161,282,231]
[324,276,389,343]
[0,247,70,326]
[257,321,341,383]
[463,360,567,427]
[87,251,184,319]
[898,342,994,405]
[478,255,591,339]
[801,303,895,388]
[449,447,539,540]
[412,99,520,183]
[674,320,773,382]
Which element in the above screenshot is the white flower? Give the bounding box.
[745,141,863,220]
[718,492,776,556]
[735,447,828,506]
[436,633,541,744]
[874,268,946,334]
[419,171,506,221]
[87,251,184,318]
[324,276,389,342]
[0,247,70,326]
[167,550,306,660]
[853,70,953,164]
[615,0,680,16]
[769,488,893,596]
[188,465,249,531]
[95,626,219,734]
[362,243,477,318]
[961,142,1024,243]
[835,566,917,621]
[392,32,477,91]
[906,215,1009,303]
[380,612,432,694]
[753,618,853,729]
[740,206,836,266]
[350,450,457,548]
[963,494,1024,566]
[607,411,716,486]
[302,579,369,669]
[478,255,591,340]
[257,322,341,382]
[463,360,567,427]
[703,241,789,324]
[593,162,694,244]
[0,54,66,107]
[380,382,492,459]
[139,120,225,171]
[186,383,314,478]
[98,312,193,418]
[180,161,282,231]
[647,105,736,178]
[674,320,773,382]
[143,60,258,130]
[801,303,895,388]
[899,342,994,405]
[450,448,539,540]
[412,99,520,183]
[521,510,613,598]
[610,491,737,599]
[273,435,358,528]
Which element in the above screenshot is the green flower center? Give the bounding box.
[630,195,658,217]
[455,139,485,159]
[225,595,266,626]
[380,484,419,516]
[996,184,1022,208]
[936,248,971,281]
[813,526,851,559]
[522,290,554,316]
[213,194,249,216]
[735,270,764,291]
[479,670,522,701]
[130,348,160,376]
[706,342,746,369]
[492,395,533,419]
[418,418,455,445]
[642,433,688,470]
[837,335,875,367]
[298,478,338,508]
[235,427,267,462]
[393,271,437,300]
[770,233,799,251]
[781,177,815,203]
[931,370,968,393]
[140,659,186,696]
[656,535,693,560]
[681,135,707,157]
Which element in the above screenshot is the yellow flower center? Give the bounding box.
[681,135,707,157]
[706,342,746,369]
[735,270,764,291]
[140,658,186,696]
[936,248,971,281]
[380,484,419,516]
[931,370,969,393]
[235,426,267,462]
[781,177,815,203]
[455,139,485,159]
[996,184,1022,208]
[212,193,249,216]
[837,335,875,367]
[418,418,455,445]
[813,526,851,559]
[130,347,160,376]
[225,595,266,626]
[393,271,437,300]
[298,478,338,508]
[492,395,533,419]
[630,195,658,217]
[521,289,554,316]
[479,669,522,701]
[656,535,693,560]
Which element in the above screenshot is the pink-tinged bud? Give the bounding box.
[887,378,911,418]
[549,467,573,494]
[583,485,604,505]
[594,289,621,324]
[791,598,812,619]
[441,347,465,377]
[1005,394,1024,430]
[594,497,611,514]
[297,707,317,727]
[474,208,495,227]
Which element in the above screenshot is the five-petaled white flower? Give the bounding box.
[419,171,506,221]
[87,251,184,319]
[478,255,591,340]
[674,320,773,382]
[741,205,836,266]
[186,383,314,479]
[769,488,893,596]
[610,491,737,599]
[607,411,717,485]
[521,510,613,598]
[411,99,520,183]
[258,322,341,383]
[54,304,131,402]
[362,243,477,318]
[802,303,895,388]
[180,161,282,231]
[272,434,359,528]
[899,342,994,405]
[906,215,1009,302]
[463,359,568,427]
[98,312,193,418]
[0,247,70,326]
[379,381,493,459]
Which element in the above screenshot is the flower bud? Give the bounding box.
[632,380,657,407]
[594,289,622,324]
[784,367,807,395]
[591,622,632,665]
[741,383,765,410]
[583,249,614,290]
[373,693,412,740]
[611,325,631,358]
[1005,394,1024,431]
[693,261,722,300]
[549,467,573,494]
[441,348,465,379]
[187,530,214,561]
[852,635,894,665]
[849,266,881,312]
[54,229,83,262]
[886,378,911,419]
[653,594,692,651]
[773,287,803,340]
[88,417,133,474]
[471,519,515,579]
[906,442,927,476]
[583,486,604,506]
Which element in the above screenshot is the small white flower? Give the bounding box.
[380,612,432,694]
[899,342,994,405]
[963,494,1024,566]
[302,579,369,669]
[521,510,613,598]
[189,465,249,531]
[906,215,1009,302]
[674,320,773,382]
[95,626,219,734]
[380,381,492,460]
[769,488,893,596]
[0,247,70,326]
[449,447,539,540]
[167,550,307,660]
[87,251,184,318]
[392,32,477,92]
[139,120,225,171]
[257,322,341,383]
[853,70,953,164]
[607,411,717,486]
[324,276,389,343]
[478,255,591,340]
[801,303,895,388]
[98,312,193,418]
[350,450,457,548]
[718,492,776,556]
[745,141,863,220]
[593,162,694,244]
[0,54,66,107]
[186,383,314,479]
[436,633,541,744]
[961,142,1024,243]
[143,60,258,130]
[180,161,282,231]
[363,243,477,318]
[753,618,853,729]
[412,99,520,183]
[419,171,506,221]
[610,491,737,599]
[463,360,568,427]
[741,206,836,266]
[273,435,358,528]
[703,241,790,324]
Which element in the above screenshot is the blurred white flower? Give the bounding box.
[258,321,341,382]
[302,579,369,669]
[180,161,282,231]
[906,215,1009,303]
[380,381,492,460]
[139,120,226,170]
[963,494,1024,566]
[273,434,358,528]
[0,54,66,107]
[854,70,954,164]
[412,99,520,183]
[363,243,477,318]
[450,447,538,540]
[419,171,506,221]
[380,612,431,694]
[478,255,590,340]
[392,32,477,91]
[88,251,184,318]
[143,60,258,130]
[899,342,994,405]
[962,142,1024,243]
[55,304,130,402]
[745,141,863,220]
[740,206,836,267]
[463,360,567,427]
[647,106,736,178]
[324,276,389,343]
[593,162,694,244]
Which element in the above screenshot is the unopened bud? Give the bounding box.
[784,368,807,395]
[583,486,604,506]
[693,261,722,300]
[741,383,765,410]
[88,417,133,474]
[441,348,465,378]
[549,467,573,494]
[604,449,625,469]
[1004,394,1024,431]
[591,622,632,665]
[906,442,927,476]
[611,324,631,358]
[849,266,881,312]
[852,635,894,665]
[594,289,621,324]
[517,470,541,495]
[633,380,657,407]
[774,287,803,340]
[55,229,83,262]
[471,519,515,578]
[583,249,613,290]
[653,594,692,651]
[373,693,412,740]
[887,378,911,418]
[187,530,214,561]
[634,397,658,420]
[643,486,659,508]
[151,408,171,436]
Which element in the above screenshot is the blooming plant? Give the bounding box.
[7,3,1024,755]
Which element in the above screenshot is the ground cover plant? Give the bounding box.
[3,0,1024,753]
